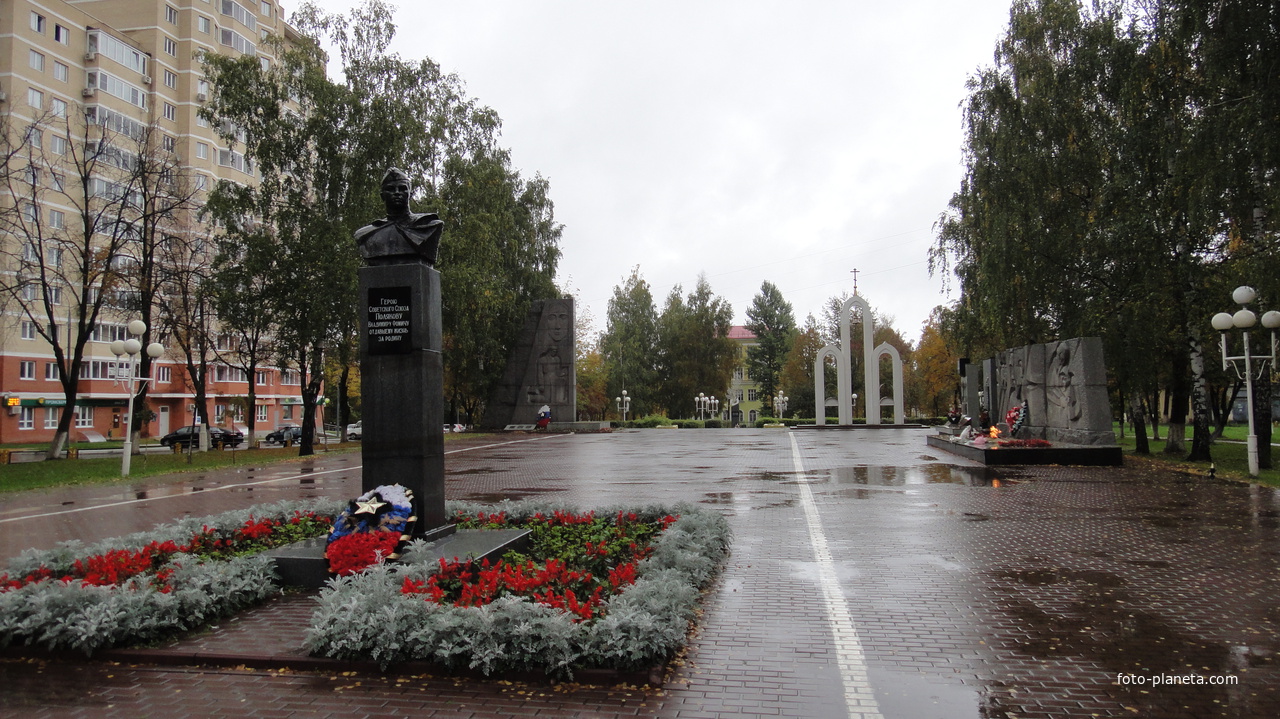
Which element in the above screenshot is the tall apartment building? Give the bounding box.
[0,0,318,444]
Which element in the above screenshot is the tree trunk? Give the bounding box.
[1165,355,1189,455]
[1253,376,1272,470]
[1147,387,1162,441]
[1130,394,1149,455]
[1187,326,1213,462]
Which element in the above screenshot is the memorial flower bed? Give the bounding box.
[0,499,342,655]
[305,501,731,677]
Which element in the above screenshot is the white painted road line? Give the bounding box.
[789,431,884,719]
[0,433,566,525]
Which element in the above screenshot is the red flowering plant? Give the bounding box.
[404,509,680,621]
[0,510,332,594]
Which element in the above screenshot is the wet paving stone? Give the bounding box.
[1,429,1278,717]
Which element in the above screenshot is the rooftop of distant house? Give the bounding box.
[728,326,756,340]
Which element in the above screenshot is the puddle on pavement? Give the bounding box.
[822,465,1018,487]
[869,667,984,719]
[462,486,563,503]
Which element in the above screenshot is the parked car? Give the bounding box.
[346,421,362,441]
[265,424,303,444]
[159,425,245,449]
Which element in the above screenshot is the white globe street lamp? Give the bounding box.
[110,320,164,476]
[615,389,631,423]
[1214,286,1280,477]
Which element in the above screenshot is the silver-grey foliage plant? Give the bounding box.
[0,498,344,655]
[304,500,731,676]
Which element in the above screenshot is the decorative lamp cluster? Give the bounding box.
[110,319,165,477]
[1211,286,1280,477]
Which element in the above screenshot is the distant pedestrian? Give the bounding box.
[536,404,551,430]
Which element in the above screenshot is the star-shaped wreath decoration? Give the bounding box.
[325,485,416,576]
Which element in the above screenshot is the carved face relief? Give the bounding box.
[546,305,570,342]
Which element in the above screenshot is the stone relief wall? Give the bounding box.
[482,299,576,429]
[988,337,1114,446]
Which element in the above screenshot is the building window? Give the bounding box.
[156,365,172,383]
[18,407,35,430]
[256,405,268,422]
[163,102,177,121]
[51,136,68,155]
[164,70,178,88]
[196,113,209,128]
[196,142,209,159]
[49,286,62,305]
[163,135,176,152]
[195,174,208,190]
[215,404,226,423]
[46,248,63,269]
[28,129,42,149]
[747,389,758,402]
[167,5,179,24]
[261,1,271,17]
[281,369,300,385]
[256,370,269,385]
[29,50,45,72]
[30,12,45,33]
[54,24,70,44]
[282,405,294,420]
[48,210,65,229]
[164,37,178,56]
[19,361,36,380]
[219,28,256,56]
[45,362,60,380]
[27,88,43,110]
[86,71,147,108]
[50,97,67,118]
[44,407,60,429]
[21,321,36,340]
[199,16,211,33]
[88,31,147,74]
[75,405,94,428]
[53,62,68,82]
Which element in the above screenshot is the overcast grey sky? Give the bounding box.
[319,0,1014,343]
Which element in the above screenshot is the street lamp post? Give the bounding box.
[774,393,789,419]
[615,389,631,422]
[110,319,165,477]
[1212,285,1280,477]
[694,392,717,421]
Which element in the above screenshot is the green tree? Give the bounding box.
[744,281,796,413]
[778,317,825,419]
[600,267,659,417]
[653,275,737,417]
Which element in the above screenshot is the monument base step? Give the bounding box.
[925,433,1123,466]
[263,528,532,589]
[793,423,929,430]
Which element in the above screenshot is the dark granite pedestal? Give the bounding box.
[926,433,1123,466]
[359,262,450,534]
[263,528,532,589]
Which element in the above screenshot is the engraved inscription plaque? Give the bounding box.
[367,286,412,355]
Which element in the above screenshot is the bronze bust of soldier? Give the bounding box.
[355,168,444,266]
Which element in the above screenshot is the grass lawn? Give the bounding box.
[0,444,359,493]
[1113,422,1280,488]
[1,433,491,494]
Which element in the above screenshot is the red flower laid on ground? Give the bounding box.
[326,531,403,576]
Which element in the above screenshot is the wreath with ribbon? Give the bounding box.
[325,484,416,576]
[1005,400,1029,436]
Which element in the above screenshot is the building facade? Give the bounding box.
[0,0,317,444]
[726,325,763,426]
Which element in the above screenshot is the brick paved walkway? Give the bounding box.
[2,429,1278,718]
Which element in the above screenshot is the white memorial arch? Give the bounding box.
[813,293,905,425]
